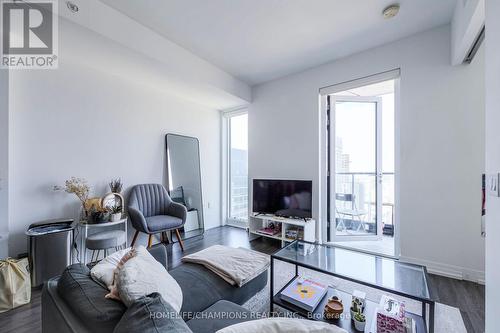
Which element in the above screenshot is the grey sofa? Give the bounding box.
[42,244,267,333]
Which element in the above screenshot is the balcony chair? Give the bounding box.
[128,183,187,251]
[335,193,368,233]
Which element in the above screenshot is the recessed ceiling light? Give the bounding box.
[382,4,400,19]
[66,1,79,13]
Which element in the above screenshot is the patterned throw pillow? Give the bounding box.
[104,246,183,312]
[90,247,132,289]
[105,248,137,301]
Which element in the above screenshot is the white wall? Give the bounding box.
[484,0,500,330]
[249,25,485,282]
[7,19,222,256]
[0,68,8,259]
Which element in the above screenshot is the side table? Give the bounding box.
[78,217,128,264]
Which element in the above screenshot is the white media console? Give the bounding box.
[248,214,315,247]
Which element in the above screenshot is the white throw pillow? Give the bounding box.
[216,318,347,333]
[90,247,131,288]
[113,246,183,312]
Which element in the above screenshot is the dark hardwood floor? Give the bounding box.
[428,274,485,333]
[0,226,484,333]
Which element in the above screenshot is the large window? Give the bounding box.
[227,112,248,224]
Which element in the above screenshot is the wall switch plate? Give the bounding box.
[487,173,500,197]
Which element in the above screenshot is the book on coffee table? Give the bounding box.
[369,295,416,333]
[280,277,328,312]
[370,315,416,333]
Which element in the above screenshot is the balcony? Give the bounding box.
[334,172,394,237]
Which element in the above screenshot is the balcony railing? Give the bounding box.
[335,172,394,226]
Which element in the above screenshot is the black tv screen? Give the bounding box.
[252,179,312,218]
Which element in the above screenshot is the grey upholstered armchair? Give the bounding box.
[128,184,187,250]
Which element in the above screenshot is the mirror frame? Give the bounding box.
[165,133,204,240]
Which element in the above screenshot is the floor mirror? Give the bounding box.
[165,134,204,241]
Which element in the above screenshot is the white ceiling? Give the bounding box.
[100,0,457,85]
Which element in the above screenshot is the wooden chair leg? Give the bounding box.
[175,229,184,251]
[131,230,139,247]
[147,234,153,248]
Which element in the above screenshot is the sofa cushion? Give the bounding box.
[57,264,126,333]
[146,215,183,231]
[169,263,267,321]
[186,300,254,333]
[114,293,192,333]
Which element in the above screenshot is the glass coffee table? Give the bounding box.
[271,240,435,333]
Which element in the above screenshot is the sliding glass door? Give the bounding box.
[329,96,383,241]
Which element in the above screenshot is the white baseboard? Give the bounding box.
[225,222,248,230]
[400,255,485,285]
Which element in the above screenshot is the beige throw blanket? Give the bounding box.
[182,245,270,287]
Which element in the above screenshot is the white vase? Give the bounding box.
[354,318,366,331]
[110,213,122,222]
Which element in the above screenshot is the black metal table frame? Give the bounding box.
[270,240,435,333]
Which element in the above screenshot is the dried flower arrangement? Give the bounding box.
[109,178,123,193]
[54,177,91,218]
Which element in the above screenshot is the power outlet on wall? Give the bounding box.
[487,173,500,197]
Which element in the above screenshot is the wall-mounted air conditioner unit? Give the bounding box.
[451,0,485,65]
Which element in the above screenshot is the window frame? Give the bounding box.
[222,108,249,227]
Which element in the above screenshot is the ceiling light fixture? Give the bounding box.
[382,4,400,19]
[66,1,79,13]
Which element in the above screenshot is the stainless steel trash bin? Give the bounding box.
[26,219,75,287]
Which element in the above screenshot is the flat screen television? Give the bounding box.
[252,179,312,219]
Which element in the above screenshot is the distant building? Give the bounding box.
[230,148,248,219]
[335,138,351,194]
[335,137,349,173]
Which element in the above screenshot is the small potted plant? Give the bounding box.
[350,297,364,321]
[88,206,110,224]
[109,205,122,222]
[353,310,366,331]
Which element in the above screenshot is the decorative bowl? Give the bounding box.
[324,297,344,320]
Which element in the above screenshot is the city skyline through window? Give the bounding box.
[331,79,395,248]
[229,113,248,221]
